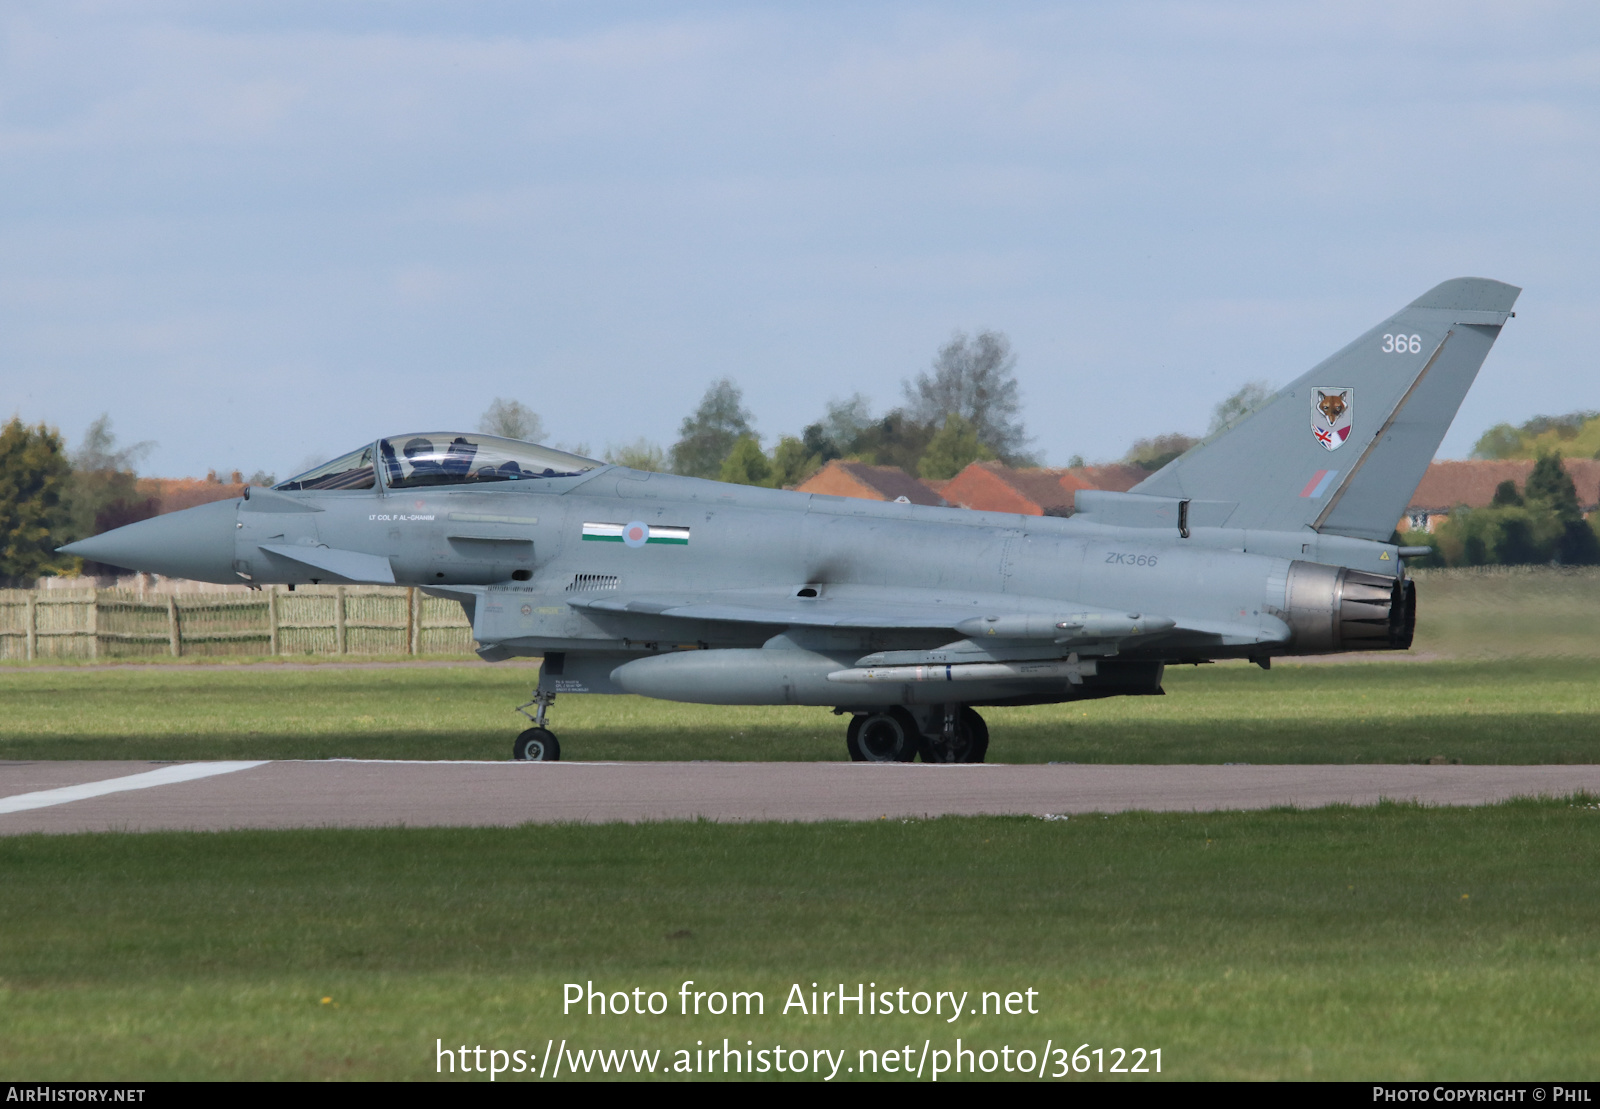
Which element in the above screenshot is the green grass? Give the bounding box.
[1,657,1597,763]
[1410,565,1600,658]
[2,801,1597,1080]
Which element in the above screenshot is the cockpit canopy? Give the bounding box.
[274,434,602,492]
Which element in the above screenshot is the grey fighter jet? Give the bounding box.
[62,278,1519,763]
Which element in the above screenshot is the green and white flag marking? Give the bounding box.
[583,521,691,548]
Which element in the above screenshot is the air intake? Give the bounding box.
[565,573,620,592]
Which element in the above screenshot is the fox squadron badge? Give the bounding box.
[1310,388,1353,451]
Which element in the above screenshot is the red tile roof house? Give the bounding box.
[136,473,251,515]
[792,460,948,506]
[1402,459,1600,532]
[929,458,1600,529]
[800,457,1600,534]
[938,461,1148,516]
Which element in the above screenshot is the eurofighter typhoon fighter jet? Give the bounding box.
[63,278,1519,762]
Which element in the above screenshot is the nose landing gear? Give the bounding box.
[513,689,561,761]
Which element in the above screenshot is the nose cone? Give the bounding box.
[59,499,241,583]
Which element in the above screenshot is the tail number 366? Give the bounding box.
[1382,334,1422,353]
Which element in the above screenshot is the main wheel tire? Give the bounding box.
[846,709,919,763]
[918,707,990,764]
[960,707,989,764]
[513,727,561,761]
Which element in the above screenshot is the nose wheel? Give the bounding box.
[513,727,560,761]
[513,689,561,761]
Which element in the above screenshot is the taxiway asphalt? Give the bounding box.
[3,760,1598,835]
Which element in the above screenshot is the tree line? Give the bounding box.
[542,336,1271,488]
[1403,437,1600,568]
[584,329,1040,488]
[1393,409,1600,568]
[1472,410,1600,462]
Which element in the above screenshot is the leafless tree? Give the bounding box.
[1207,381,1274,437]
[478,398,545,443]
[904,330,1032,464]
[604,438,667,472]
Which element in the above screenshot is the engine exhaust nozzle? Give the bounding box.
[1282,560,1415,653]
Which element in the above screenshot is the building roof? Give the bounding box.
[797,457,1600,520]
[1060,463,1148,496]
[939,461,1151,515]
[136,476,250,515]
[1409,459,1600,512]
[793,460,947,506]
[939,462,1072,515]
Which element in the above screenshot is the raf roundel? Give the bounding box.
[623,521,650,549]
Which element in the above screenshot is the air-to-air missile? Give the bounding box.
[62,278,1520,763]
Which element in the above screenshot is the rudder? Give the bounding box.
[1132,277,1521,540]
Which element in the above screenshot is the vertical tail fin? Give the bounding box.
[1132,277,1521,540]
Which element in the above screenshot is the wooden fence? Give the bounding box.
[0,586,475,661]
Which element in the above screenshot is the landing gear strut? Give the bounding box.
[513,689,561,761]
[918,705,989,764]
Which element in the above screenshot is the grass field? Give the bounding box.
[1408,566,1600,659]
[0,657,1596,763]
[2,800,1597,1080]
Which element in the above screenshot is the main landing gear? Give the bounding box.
[844,705,989,764]
[513,689,561,761]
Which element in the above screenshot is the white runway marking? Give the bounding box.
[0,761,268,815]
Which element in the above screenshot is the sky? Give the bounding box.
[3,1,1598,479]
